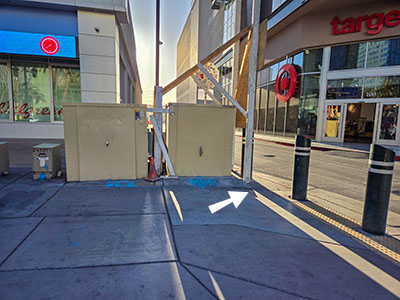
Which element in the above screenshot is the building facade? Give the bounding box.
[0,0,142,139]
[177,0,400,147]
[176,0,242,105]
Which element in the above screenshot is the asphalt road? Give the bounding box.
[234,136,400,214]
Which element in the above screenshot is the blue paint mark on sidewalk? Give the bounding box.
[105,179,136,188]
[70,241,81,246]
[189,176,218,188]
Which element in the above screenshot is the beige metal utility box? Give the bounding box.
[63,103,147,182]
[32,143,62,179]
[166,103,235,176]
[0,142,9,175]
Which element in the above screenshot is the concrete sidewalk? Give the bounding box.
[1,167,400,299]
[1,139,400,299]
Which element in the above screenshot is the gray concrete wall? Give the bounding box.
[176,0,199,103]
[198,1,224,61]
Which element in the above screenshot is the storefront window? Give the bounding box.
[327,78,363,99]
[364,76,400,99]
[329,43,366,71]
[258,87,267,132]
[275,99,286,136]
[0,63,9,120]
[254,88,259,130]
[12,62,50,122]
[366,38,400,68]
[52,67,81,121]
[302,49,323,73]
[380,104,398,140]
[297,75,320,138]
[266,83,275,134]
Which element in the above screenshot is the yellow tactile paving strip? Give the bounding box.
[291,200,400,264]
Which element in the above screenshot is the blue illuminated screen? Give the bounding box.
[0,30,76,58]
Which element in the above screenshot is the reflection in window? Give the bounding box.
[327,78,363,99]
[380,104,398,140]
[258,87,267,132]
[0,64,9,120]
[303,49,323,73]
[12,62,50,122]
[329,43,366,70]
[52,67,81,121]
[223,0,235,44]
[367,39,400,68]
[364,76,400,99]
[297,75,320,138]
[272,0,288,11]
[275,99,286,136]
[266,83,275,134]
[219,59,233,105]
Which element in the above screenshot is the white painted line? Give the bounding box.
[295,146,311,151]
[368,168,394,175]
[369,160,395,167]
[294,152,310,156]
[255,191,400,298]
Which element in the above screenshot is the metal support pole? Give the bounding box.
[243,0,261,183]
[155,0,160,87]
[240,128,246,177]
[362,145,395,235]
[153,86,163,174]
[292,135,311,201]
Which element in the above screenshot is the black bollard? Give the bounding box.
[362,144,395,235]
[292,135,311,201]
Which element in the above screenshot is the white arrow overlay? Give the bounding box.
[208,191,248,214]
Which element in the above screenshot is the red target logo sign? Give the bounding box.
[275,64,298,103]
[40,36,59,55]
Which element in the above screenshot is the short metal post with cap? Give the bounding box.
[292,135,311,201]
[362,144,395,235]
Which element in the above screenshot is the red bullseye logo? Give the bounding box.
[275,64,298,103]
[40,36,59,55]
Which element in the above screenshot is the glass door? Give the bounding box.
[375,102,400,145]
[323,103,346,142]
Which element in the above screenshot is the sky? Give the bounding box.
[130,0,192,105]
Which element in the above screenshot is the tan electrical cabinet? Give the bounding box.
[166,103,235,176]
[32,143,62,179]
[63,103,148,182]
[0,142,9,175]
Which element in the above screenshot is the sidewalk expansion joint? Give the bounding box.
[0,260,179,273]
[28,183,66,217]
[179,262,219,299]
[291,200,400,265]
[0,216,46,268]
[181,262,317,300]
[31,212,167,218]
[0,171,31,191]
[161,187,182,262]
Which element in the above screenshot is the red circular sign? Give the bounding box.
[40,37,59,55]
[275,64,298,103]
